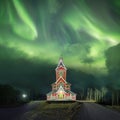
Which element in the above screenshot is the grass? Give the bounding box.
[21,101,81,120]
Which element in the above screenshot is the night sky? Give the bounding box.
[0,0,120,94]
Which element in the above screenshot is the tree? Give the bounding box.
[0,84,20,105]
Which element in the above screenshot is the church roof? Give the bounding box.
[56,58,67,69]
[47,87,76,96]
[55,76,66,84]
[56,85,66,93]
[68,90,76,95]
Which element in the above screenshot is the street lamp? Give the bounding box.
[22,94,27,98]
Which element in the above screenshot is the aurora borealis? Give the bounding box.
[0,0,120,93]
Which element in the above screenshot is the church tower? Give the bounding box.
[46,58,76,101]
[56,58,66,81]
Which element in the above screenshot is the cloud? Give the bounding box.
[0,0,120,92]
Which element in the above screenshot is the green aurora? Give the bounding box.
[0,0,120,92]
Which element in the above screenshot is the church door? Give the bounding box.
[58,93,64,99]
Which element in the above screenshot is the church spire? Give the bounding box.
[57,58,66,68]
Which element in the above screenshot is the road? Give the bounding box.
[73,103,120,120]
[0,101,40,120]
[0,101,120,120]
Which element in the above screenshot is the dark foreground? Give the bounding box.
[0,101,120,120]
[73,103,120,120]
[0,101,40,120]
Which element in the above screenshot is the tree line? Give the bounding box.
[76,87,120,106]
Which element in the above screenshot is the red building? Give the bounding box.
[47,58,76,101]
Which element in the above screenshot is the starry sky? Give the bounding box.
[0,0,120,93]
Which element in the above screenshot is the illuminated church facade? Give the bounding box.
[46,58,76,101]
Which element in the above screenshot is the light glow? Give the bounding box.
[22,94,27,98]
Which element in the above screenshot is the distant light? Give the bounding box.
[22,94,27,98]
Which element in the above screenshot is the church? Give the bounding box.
[46,58,76,101]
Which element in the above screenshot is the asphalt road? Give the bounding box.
[73,103,120,120]
[0,101,120,120]
[0,101,40,120]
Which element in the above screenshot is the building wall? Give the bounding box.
[47,93,76,100]
[56,67,66,80]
